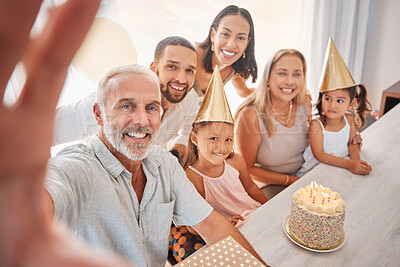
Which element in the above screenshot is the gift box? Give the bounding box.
[175,236,264,266]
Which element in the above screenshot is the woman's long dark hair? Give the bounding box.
[315,84,372,128]
[199,5,257,83]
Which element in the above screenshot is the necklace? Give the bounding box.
[271,101,293,126]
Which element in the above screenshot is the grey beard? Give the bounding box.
[103,118,158,161]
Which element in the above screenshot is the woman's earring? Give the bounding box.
[267,85,270,91]
[243,52,246,59]
[211,42,215,52]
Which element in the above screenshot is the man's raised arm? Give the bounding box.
[0,1,129,266]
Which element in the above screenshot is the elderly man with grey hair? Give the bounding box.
[44,64,264,266]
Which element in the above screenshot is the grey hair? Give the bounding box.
[96,64,161,109]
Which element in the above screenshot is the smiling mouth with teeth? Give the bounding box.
[221,49,236,57]
[169,84,186,91]
[125,132,148,139]
[281,88,294,94]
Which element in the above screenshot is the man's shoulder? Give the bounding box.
[49,140,97,168]
[146,146,177,165]
[55,141,93,157]
[144,146,184,176]
[181,89,199,107]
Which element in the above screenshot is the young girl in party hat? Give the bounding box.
[297,38,372,176]
[185,65,267,225]
[169,66,267,263]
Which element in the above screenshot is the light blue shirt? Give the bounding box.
[46,136,212,266]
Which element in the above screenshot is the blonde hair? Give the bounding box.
[235,49,308,137]
[183,121,234,169]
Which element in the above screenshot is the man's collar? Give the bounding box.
[91,136,127,177]
[90,135,163,178]
[142,146,164,177]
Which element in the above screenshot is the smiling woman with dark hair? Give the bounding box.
[194,5,258,101]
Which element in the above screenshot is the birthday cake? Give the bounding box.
[288,181,345,250]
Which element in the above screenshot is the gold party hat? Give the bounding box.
[194,65,234,124]
[318,37,356,92]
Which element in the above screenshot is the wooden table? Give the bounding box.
[239,103,400,266]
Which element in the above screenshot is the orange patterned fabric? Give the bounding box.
[169,225,205,263]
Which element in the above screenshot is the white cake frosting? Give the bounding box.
[293,182,345,215]
[289,181,345,249]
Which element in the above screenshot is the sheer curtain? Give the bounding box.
[302,0,372,101]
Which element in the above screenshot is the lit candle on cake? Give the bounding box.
[322,192,328,205]
[320,185,326,192]
[309,181,314,198]
[321,185,326,205]
[312,190,317,204]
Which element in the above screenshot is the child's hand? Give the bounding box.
[348,159,372,175]
[352,132,363,149]
[231,215,244,226]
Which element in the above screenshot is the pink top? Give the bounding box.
[188,161,261,227]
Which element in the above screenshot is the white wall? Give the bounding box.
[362,0,400,111]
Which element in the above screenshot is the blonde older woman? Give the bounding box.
[234,49,310,198]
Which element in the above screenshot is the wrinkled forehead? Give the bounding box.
[105,73,161,105]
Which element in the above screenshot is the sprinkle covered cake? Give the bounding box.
[288,181,345,250]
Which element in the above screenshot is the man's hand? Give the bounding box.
[0,1,129,266]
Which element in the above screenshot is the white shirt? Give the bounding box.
[53,89,199,149]
[297,115,350,177]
